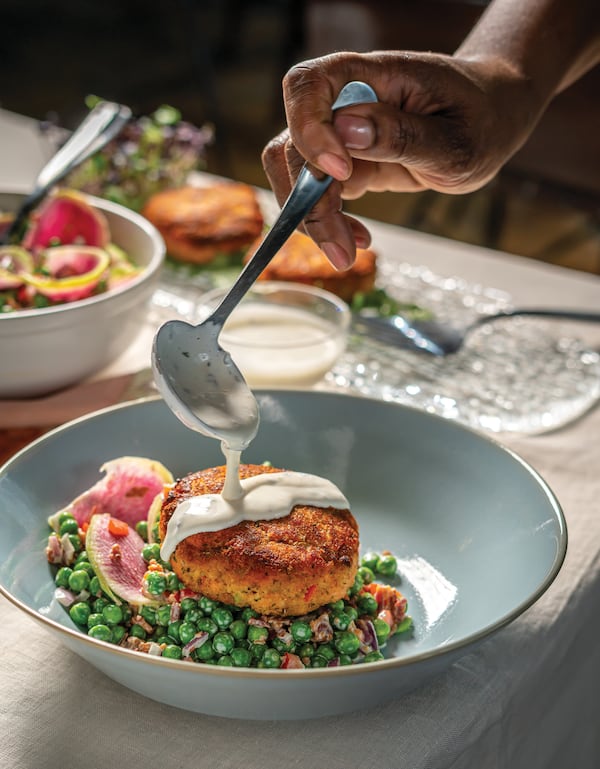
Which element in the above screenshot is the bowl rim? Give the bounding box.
[0,190,165,321]
[0,391,568,679]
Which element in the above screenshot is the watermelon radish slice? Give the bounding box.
[60,456,174,528]
[23,245,110,301]
[0,246,34,289]
[22,189,110,252]
[86,513,158,606]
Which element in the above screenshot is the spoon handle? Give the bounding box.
[209,81,378,326]
[1,101,131,245]
[485,308,600,324]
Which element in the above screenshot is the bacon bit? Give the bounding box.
[280,652,305,669]
[107,517,129,537]
[377,609,394,628]
[132,614,154,634]
[310,612,333,643]
[364,583,408,630]
[110,543,122,562]
[45,533,63,564]
[303,584,317,603]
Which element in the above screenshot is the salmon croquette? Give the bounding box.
[159,463,359,616]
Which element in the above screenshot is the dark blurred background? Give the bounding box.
[2,0,599,274]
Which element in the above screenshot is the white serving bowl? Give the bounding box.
[0,392,567,719]
[0,191,165,398]
[197,281,351,387]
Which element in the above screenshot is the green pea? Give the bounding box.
[339,653,353,666]
[217,655,234,666]
[329,599,345,614]
[57,511,75,527]
[121,605,133,624]
[358,566,375,584]
[102,604,124,626]
[261,648,281,668]
[298,643,315,660]
[230,647,252,667]
[88,624,112,642]
[290,620,312,643]
[334,631,361,656]
[311,655,329,668]
[87,612,105,629]
[55,566,73,588]
[361,551,380,571]
[129,623,147,640]
[142,543,161,562]
[180,597,197,613]
[373,617,391,644]
[235,638,250,650]
[73,560,95,576]
[212,607,234,631]
[140,605,157,626]
[362,650,385,663]
[194,642,215,662]
[69,601,91,626]
[241,607,258,622]
[93,597,111,613]
[59,518,79,536]
[156,605,173,626]
[112,625,126,644]
[196,617,218,636]
[179,621,197,645]
[272,636,295,654]
[376,554,398,578]
[332,611,353,631]
[67,569,90,593]
[249,642,266,661]
[230,619,247,640]
[395,616,413,635]
[348,572,364,596]
[88,576,102,596]
[357,593,378,616]
[167,620,182,641]
[181,607,200,625]
[135,520,148,541]
[145,572,166,595]
[212,632,234,656]
[165,572,180,591]
[67,534,83,553]
[151,522,159,542]
[317,643,336,661]
[162,644,183,660]
[74,550,89,564]
[156,634,176,646]
[199,596,218,614]
[247,625,268,644]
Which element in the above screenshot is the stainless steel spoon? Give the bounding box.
[152,81,378,448]
[1,100,131,245]
[353,308,600,356]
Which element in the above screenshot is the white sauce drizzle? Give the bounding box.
[160,453,349,561]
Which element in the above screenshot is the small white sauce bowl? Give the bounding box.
[198,281,351,387]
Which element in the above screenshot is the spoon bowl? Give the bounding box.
[152,81,378,446]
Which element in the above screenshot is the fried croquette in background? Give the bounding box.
[246,229,377,302]
[159,463,359,616]
[141,183,264,264]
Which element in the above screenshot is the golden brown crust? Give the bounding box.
[141,183,264,264]
[159,464,359,616]
[246,230,377,302]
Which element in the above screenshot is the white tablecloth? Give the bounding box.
[2,108,600,769]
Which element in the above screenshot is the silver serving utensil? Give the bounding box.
[152,81,378,447]
[0,100,131,245]
[353,308,600,356]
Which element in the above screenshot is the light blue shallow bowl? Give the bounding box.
[0,392,566,720]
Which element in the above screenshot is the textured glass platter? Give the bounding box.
[151,258,600,437]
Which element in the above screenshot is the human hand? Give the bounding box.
[262,50,538,268]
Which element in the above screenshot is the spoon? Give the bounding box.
[1,100,131,245]
[353,307,600,356]
[152,80,378,448]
